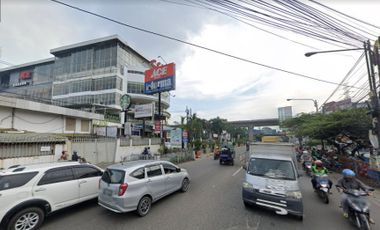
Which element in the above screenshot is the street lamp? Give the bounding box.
[305,41,380,155]
[287,98,319,113]
[304,48,364,57]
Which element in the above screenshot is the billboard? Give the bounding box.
[144,63,175,94]
[170,128,182,146]
[135,103,154,118]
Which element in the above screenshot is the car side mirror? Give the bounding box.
[176,168,181,173]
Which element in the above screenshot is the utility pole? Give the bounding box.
[365,40,380,155]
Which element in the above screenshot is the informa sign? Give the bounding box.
[40,146,51,152]
[144,63,176,94]
[135,103,154,118]
[170,128,182,146]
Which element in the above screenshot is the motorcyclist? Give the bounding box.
[311,160,332,192]
[336,169,374,224]
[301,150,312,168]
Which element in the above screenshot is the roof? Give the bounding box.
[0,95,104,120]
[107,160,173,172]
[50,35,150,63]
[249,153,293,161]
[0,161,92,175]
[0,57,55,72]
[0,133,67,144]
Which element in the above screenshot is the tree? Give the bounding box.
[282,108,371,147]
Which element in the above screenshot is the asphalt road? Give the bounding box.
[41,148,380,230]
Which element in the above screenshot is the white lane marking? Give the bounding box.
[232,167,243,177]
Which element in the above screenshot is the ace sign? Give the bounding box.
[144,63,175,94]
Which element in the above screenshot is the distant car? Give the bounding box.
[0,162,103,230]
[219,148,234,165]
[98,160,190,216]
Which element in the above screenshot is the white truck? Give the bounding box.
[242,142,303,220]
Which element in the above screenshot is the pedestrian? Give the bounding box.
[59,150,68,161]
[72,151,79,161]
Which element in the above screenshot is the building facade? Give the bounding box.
[0,35,170,136]
[278,106,293,122]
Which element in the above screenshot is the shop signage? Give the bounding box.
[135,103,154,118]
[12,81,30,87]
[19,71,33,80]
[144,63,176,94]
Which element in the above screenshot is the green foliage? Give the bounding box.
[282,108,371,142]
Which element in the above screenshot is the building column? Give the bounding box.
[248,125,255,141]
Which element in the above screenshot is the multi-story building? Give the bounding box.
[0,35,170,136]
[278,106,293,122]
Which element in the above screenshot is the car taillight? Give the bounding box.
[118,183,128,196]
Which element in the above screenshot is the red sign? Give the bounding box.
[19,71,32,80]
[154,120,161,134]
[144,63,175,83]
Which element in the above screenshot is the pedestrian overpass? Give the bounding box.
[228,118,280,140]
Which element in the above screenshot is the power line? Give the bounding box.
[320,53,365,108]
[49,0,361,88]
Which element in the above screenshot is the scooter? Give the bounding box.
[314,175,330,204]
[303,161,312,177]
[337,187,374,230]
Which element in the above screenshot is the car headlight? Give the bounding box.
[243,181,254,191]
[286,191,302,199]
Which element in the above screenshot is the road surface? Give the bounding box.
[41,148,380,230]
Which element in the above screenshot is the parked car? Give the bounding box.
[0,161,103,230]
[219,148,234,165]
[98,160,190,216]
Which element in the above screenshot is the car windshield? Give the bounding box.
[247,158,296,180]
[101,169,125,184]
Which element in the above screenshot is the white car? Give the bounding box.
[0,161,103,230]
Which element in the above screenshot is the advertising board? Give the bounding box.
[144,63,175,94]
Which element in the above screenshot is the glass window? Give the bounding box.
[146,165,163,178]
[74,166,102,179]
[0,172,38,191]
[66,118,76,131]
[38,168,75,185]
[81,120,90,132]
[248,158,295,180]
[130,168,145,179]
[101,169,125,184]
[163,163,178,174]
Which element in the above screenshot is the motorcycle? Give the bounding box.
[303,161,312,177]
[314,175,330,204]
[337,188,374,230]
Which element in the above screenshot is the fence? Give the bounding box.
[0,143,56,159]
[70,137,116,164]
[119,136,161,146]
[119,149,195,165]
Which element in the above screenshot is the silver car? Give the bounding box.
[98,160,190,216]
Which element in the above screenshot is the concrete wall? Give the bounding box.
[0,106,12,129]
[0,155,54,170]
[115,139,160,163]
[14,109,64,133]
[71,139,117,164]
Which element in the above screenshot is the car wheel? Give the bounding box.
[7,207,44,230]
[243,201,250,208]
[219,161,222,165]
[136,196,152,217]
[296,215,303,221]
[180,178,190,192]
[231,161,234,166]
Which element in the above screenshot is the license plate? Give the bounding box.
[103,189,113,196]
[321,188,328,192]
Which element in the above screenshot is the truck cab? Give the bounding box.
[242,143,303,220]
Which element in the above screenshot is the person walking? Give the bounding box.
[59,150,68,160]
[72,151,79,161]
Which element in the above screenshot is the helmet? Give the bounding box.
[315,160,323,167]
[342,169,355,178]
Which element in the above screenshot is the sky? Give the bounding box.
[0,0,379,124]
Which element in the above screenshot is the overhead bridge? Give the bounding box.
[228,118,279,141]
